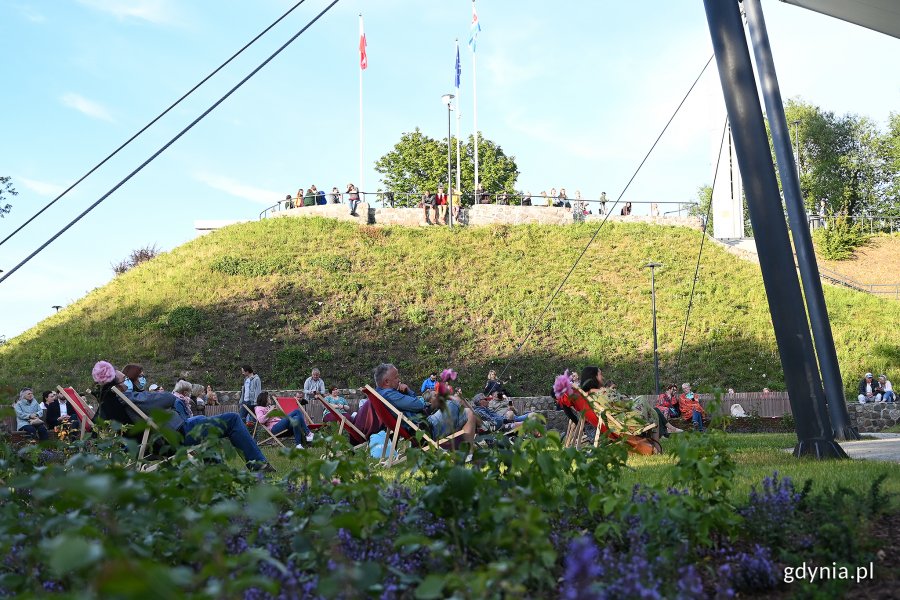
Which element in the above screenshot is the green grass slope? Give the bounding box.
[2,218,897,397]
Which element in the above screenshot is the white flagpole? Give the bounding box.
[455,41,461,199]
[359,14,364,194]
[473,49,479,198]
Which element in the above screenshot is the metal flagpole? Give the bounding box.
[358,14,365,194]
[455,40,462,208]
[470,1,480,201]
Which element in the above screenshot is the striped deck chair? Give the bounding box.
[319,396,368,450]
[57,386,95,440]
[560,387,659,454]
[363,386,466,466]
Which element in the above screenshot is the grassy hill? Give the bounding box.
[2,218,898,398]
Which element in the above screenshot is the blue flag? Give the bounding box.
[455,42,461,88]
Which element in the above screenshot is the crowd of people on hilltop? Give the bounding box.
[276,184,656,222]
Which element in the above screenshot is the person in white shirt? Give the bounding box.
[879,375,894,403]
[303,368,326,402]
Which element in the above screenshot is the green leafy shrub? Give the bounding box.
[210,255,287,277]
[156,306,205,338]
[0,423,894,598]
[812,217,868,260]
[309,254,352,274]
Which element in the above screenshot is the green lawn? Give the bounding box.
[2,218,898,400]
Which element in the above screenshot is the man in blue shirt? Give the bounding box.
[420,372,437,393]
[374,363,425,419]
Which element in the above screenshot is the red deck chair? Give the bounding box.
[320,396,368,449]
[274,396,327,434]
[560,387,658,454]
[57,385,95,440]
[363,385,466,466]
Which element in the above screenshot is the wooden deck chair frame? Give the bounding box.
[56,385,95,440]
[107,386,179,470]
[241,402,288,448]
[562,387,658,451]
[363,385,466,467]
[319,396,368,450]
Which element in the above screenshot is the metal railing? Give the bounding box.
[808,214,900,234]
[259,190,700,220]
[817,264,900,299]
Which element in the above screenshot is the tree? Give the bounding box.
[688,184,713,233]
[878,112,900,217]
[112,244,160,275]
[0,176,17,219]
[780,99,889,216]
[374,129,519,202]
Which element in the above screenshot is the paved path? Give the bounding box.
[839,433,900,463]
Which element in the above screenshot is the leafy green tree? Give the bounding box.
[374,129,519,201]
[781,99,887,216]
[878,112,900,216]
[0,176,17,218]
[688,184,713,232]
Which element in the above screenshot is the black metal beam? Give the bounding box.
[701,0,845,458]
[744,0,859,441]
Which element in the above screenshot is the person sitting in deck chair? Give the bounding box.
[170,379,273,463]
[321,387,350,422]
[374,363,426,420]
[254,391,314,449]
[93,362,273,472]
[422,390,476,444]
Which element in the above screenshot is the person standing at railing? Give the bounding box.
[329,187,342,204]
[599,192,608,215]
[435,185,448,225]
[316,186,327,205]
[620,202,632,216]
[347,183,361,217]
[522,191,532,206]
[303,186,317,207]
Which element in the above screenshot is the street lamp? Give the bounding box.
[441,93,455,227]
[52,305,62,312]
[644,262,663,396]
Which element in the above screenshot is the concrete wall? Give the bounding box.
[269,203,702,230]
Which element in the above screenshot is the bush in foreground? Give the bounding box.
[0,423,891,598]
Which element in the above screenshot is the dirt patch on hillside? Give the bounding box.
[818,234,900,285]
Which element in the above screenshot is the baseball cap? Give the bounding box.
[149,384,160,391]
[865,373,873,378]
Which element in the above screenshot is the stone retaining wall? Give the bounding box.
[272,203,702,229]
[846,402,900,433]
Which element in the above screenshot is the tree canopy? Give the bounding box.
[779,100,899,217]
[0,176,16,219]
[374,128,519,200]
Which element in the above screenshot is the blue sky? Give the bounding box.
[1,0,898,339]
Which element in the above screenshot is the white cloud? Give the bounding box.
[193,172,283,206]
[60,92,115,122]
[76,0,174,24]
[18,176,64,197]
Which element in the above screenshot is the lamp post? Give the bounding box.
[644,262,662,396]
[441,93,455,227]
[52,305,62,313]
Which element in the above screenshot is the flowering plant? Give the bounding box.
[435,368,458,397]
[553,369,573,399]
[91,360,115,384]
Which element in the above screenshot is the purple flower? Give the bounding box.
[561,536,603,600]
[554,369,574,399]
[440,369,457,382]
